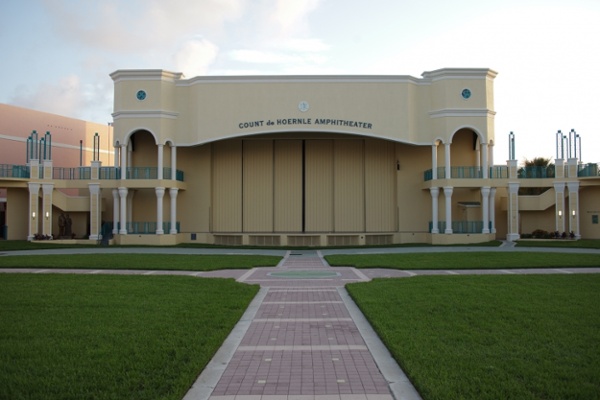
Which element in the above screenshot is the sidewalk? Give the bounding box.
[183,250,422,400]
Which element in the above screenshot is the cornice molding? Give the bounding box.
[112,110,179,120]
[429,109,496,118]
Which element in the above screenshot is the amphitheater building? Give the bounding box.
[1,68,599,245]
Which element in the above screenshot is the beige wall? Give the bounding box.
[111,68,497,151]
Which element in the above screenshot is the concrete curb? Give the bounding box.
[182,286,269,400]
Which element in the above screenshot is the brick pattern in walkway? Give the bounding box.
[205,251,395,400]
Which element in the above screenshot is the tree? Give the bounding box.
[518,157,554,195]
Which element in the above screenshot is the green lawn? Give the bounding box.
[347,274,600,400]
[326,252,600,269]
[0,274,259,400]
[0,254,281,270]
[516,239,600,249]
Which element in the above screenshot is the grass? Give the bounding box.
[516,239,600,249]
[0,240,504,252]
[0,254,281,270]
[0,273,259,400]
[347,274,600,400]
[326,252,600,269]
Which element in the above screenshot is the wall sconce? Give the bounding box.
[396,161,400,171]
[32,211,36,219]
[45,211,50,220]
[558,210,562,217]
[572,210,576,217]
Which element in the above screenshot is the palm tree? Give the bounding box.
[518,157,554,195]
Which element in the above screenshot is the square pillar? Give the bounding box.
[554,182,566,234]
[89,184,101,240]
[443,186,453,234]
[155,187,165,234]
[42,183,54,237]
[28,183,40,240]
[506,182,520,241]
[567,181,580,238]
[430,187,440,233]
[169,188,179,234]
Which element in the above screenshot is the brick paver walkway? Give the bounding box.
[184,250,416,400]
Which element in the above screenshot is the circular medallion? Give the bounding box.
[461,88,471,100]
[298,101,309,112]
[136,90,147,101]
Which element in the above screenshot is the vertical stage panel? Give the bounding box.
[243,140,274,232]
[305,140,334,232]
[365,139,397,231]
[212,140,242,232]
[334,140,365,232]
[274,140,302,232]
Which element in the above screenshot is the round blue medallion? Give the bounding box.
[136,90,147,101]
[461,88,471,99]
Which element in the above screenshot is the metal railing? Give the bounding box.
[429,220,487,233]
[123,221,180,234]
[0,164,30,178]
[578,163,599,177]
[0,164,184,182]
[517,166,555,179]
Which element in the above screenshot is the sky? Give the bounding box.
[1,0,599,164]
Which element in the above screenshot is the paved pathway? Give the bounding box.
[183,250,421,400]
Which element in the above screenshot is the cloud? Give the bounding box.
[10,75,113,123]
[270,0,321,35]
[11,75,84,117]
[41,0,247,53]
[173,37,219,76]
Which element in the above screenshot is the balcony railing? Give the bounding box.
[0,164,30,178]
[117,221,180,234]
[0,164,185,182]
[517,166,555,179]
[578,163,599,177]
[424,166,509,181]
[429,220,488,233]
[53,167,91,180]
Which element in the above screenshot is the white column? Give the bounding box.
[488,143,494,168]
[170,188,179,234]
[567,181,580,238]
[118,187,128,234]
[171,145,177,180]
[481,143,488,178]
[430,187,440,233]
[156,187,165,234]
[157,144,164,180]
[127,190,135,227]
[112,189,119,234]
[28,182,40,240]
[89,184,101,240]
[444,142,451,179]
[489,188,496,233]
[431,144,438,180]
[554,182,566,234]
[443,186,453,234]
[120,144,127,180]
[507,182,520,241]
[481,186,490,233]
[42,183,53,237]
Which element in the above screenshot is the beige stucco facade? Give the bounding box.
[1,68,599,244]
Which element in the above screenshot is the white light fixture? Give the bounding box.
[32,211,36,219]
[572,210,576,216]
[45,211,49,219]
[558,210,562,217]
